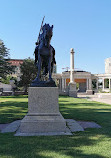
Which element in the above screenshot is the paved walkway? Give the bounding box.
[89,97,111,105]
[78,94,111,105]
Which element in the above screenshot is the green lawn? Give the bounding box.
[0,95,111,158]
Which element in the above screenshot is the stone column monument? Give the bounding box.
[68,48,77,97]
[15,23,69,136]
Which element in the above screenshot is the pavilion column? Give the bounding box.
[60,79,62,91]
[86,78,93,95]
[62,78,65,91]
[102,78,105,91]
[64,79,66,89]
[96,79,98,90]
[109,78,111,90]
[86,79,89,90]
[89,78,92,90]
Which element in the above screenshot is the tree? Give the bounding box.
[92,79,97,89]
[19,58,37,93]
[0,39,14,78]
[104,79,109,88]
[1,75,17,85]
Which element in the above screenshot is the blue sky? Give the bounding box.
[0,0,111,74]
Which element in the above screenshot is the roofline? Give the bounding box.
[7,59,24,61]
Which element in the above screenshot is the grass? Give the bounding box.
[0,95,28,123]
[0,95,111,158]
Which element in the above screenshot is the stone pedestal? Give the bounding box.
[15,87,69,136]
[69,82,77,97]
[86,90,93,95]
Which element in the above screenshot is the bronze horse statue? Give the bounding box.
[31,23,56,87]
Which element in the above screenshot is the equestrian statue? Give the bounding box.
[31,17,56,87]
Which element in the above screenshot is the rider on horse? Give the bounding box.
[32,23,56,85]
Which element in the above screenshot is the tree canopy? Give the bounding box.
[19,58,37,92]
[0,39,14,78]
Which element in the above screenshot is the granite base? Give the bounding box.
[86,90,93,95]
[68,82,77,97]
[15,87,67,135]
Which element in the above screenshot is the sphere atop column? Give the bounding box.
[70,48,74,53]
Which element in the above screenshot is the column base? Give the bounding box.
[16,112,66,133]
[86,90,93,95]
[15,87,68,136]
[68,82,77,97]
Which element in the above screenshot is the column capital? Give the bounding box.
[70,48,75,53]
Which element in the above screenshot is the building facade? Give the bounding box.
[8,59,23,81]
[95,57,111,92]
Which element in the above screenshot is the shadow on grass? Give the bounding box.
[0,95,28,123]
[59,100,111,138]
[59,102,111,122]
[0,101,28,123]
[0,133,107,158]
